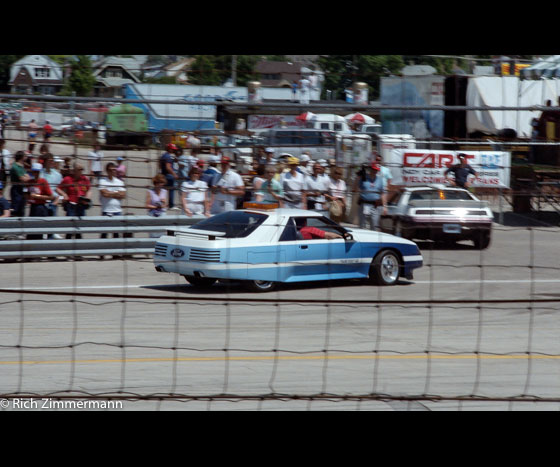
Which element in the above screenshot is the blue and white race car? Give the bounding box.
[153,205,423,292]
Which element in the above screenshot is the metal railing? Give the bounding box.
[0,215,198,260]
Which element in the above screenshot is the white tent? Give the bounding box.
[466,76,560,137]
[520,55,560,80]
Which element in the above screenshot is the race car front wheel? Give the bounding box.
[245,280,277,293]
[369,250,401,286]
[184,275,217,288]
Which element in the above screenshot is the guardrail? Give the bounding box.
[0,215,199,260]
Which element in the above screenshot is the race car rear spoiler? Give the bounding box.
[166,228,227,241]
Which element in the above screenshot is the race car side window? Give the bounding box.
[279,218,300,241]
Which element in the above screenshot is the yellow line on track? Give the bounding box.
[1,353,559,366]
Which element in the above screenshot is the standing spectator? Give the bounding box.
[0,111,6,139]
[40,154,63,239]
[201,155,220,186]
[115,156,127,180]
[61,156,73,178]
[56,163,92,239]
[210,155,245,214]
[88,143,104,181]
[358,163,387,231]
[180,166,210,218]
[37,143,50,166]
[251,164,266,201]
[0,181,10,217]
[374,152,393,192]
[281,156,306,209]
[176,147,190,186]
[43,121,53,142]
[146,174,168,219]
[98,162,126,239]
[298,153,312,176]
[444,153,478,189]
[256,165,284,205]
[40,154,63,216]
[299,75,311,105]
[325,166,347,222]
[0,139,11,184]
[304,161,330,214]
[160,143,179,209]
[26,162,55,239]
[9,151,30,217]
[28,119,38,153]
[291,80,298,102]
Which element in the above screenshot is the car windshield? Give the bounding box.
[409,190,475,201]
[189,211,268,238]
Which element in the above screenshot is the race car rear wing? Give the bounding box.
[166,228,227,241]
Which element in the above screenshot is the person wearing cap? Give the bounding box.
[26,162,55,238]
[260,147,275,166]
[9,150,30,217]
[445,153,478,189]
[160,143,179,209]
[358,163,387,232]
[0,181,10,217]
[280,156,306,209]
[304,161,330,213]
[210,155,245,214]
[298,153,312,176]
[115,156,127,180]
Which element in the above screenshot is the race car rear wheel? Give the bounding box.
[183,275,217,288]
[245,280,277,293]
[369,250,401,286]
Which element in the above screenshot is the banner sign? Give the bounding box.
[388,150,511,188]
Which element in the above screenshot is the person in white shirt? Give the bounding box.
[88,143,104,181]
[304,161,330,213]
[40,154,63,218]
[0,138,11,181]
[180,166,210,217]
[98,162,126,239]
[280,156,306,209]
[298,153,312,176]
[210,156,245,214]
[325,166,347,221]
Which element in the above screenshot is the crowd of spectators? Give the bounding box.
[157,143,392,231]
[0,136,393,236]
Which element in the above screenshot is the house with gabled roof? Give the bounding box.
[9,55,64,95]
[92,56,142,98]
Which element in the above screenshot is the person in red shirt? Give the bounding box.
[296,218,342,240]
[26,162,55,239]
[56,162,92,238]
[43,121,53,142]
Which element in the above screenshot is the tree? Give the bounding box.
[318,55,405,100]
[0,55,25,92]
[59,55,96,97]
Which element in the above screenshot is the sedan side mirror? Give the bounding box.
[343,232,354,241]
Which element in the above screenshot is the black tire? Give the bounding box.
[473,231,491,250]
[183,275,217,287]
[245,280,277,293]
[369,250,401,286]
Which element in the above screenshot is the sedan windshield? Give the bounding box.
[189,211,268,238]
